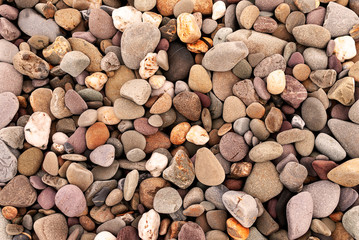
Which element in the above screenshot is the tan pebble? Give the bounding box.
[246,102,265,119]
[97,106,121,125]
[240,5,260,30]
[265,107,283,133]
[142,12,162,28]
[212,1,226,20]
[275,3,290,24]
[85,72,108,91]
[188,64,212,93]
[177,13,201,43]
[327,77,355,106]
[54,8,81,31]
[149,93,172,114]
[43,151,59,176]
[149,75,166,90]
[186,125,209,145]
[267,69,286,94]
[105,189,123,207]
[217,123,232,136]
[293,64,311,81]
[223,96,246,123]
[43,36,71,65]
[276,128,306,144]
[170,122,191,145]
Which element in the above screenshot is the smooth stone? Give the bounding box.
[202,41,249,71]
[338,187,358,212]
[323,2,359,38]
[0,39,18,64]
[92,160,120,181]
[292,24,331,49]
[0,63,23,96]
[309,69,337,88]
[0,175,37,207]
[222,96,246,123]
[153,187,182,214]
[303,47,328,70]
[233,117,250,135]
[226,29,287,57]
[55,184,86,217]
[315,133,346,161]
[173,91,201,121]
[213,27,233,45]
[120,130,146,154]
[121,22,160,69]
[60,51,90,78]
[195,147,225,186]
[219,132,248,162]
[163,42,194,82]
[124,170,139,201]
[67,163,94,191]
[301,97,327,131]
[328,158,359,187]
[78,110,97,127]
[18,9,62,42]
[342,206,359,239]
[349,100,359,124]
[183,187,204,209]
[163,150,195,189]
[85,180,117,206]
[50,87,72,119]
[0,126,23,149]
[89,8,116,39]
[222,191,258,228]
[279,162,308,192]
[178,222,205,240]
[302,180,340,218]
[34,214,68,240]
[38,187,56,210]
[145,152,168,177]
[113,97,145,120]
[17,147,43,177]
[328,77,355,106]
[0,92,19,130]
[243,161,283,202]
[254,54,286,78]
[328,119,359,158]
[188,64,212,93]
[120,79,151,105]
[90,144,115,167]
[249,141,283,162]
[286,192,313,239]
[96,217,125,235]
[232,79,259,106]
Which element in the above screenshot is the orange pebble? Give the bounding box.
[2,206,18,220]
[329,212,343,222]
[170,122,191,145]
[226,217,249,240]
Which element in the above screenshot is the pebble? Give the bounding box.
[323,2,359,37]
[121,22,160,69]
[124,169,139,201]
[138,209,160,240]
[163,150,195,189]
[338,187,358,212]
[303,47,328,70]
[177,13,201,43]
[0,40,18,64]
[55,184,86,217]
[334,36,357,62]
[301,97,327,131]
[67,163,93,191]
[0,175,37,207]
[89,9,116,39]
[0,140,17,183]
[328,158,359,187]
[145,152,168,177]
[114,97,145,120]
[60,51,90,78]
[226,217,249,240]
[188,64,212,93]
[315,133,346,161]
[54,8,81,31]
[38,187,56,210]
[249,141,283,162]
[34,214,68,240]
[292,24,331,49]
[24,112,51,150]
[243,161,283,202]
[279,162,308,192]
[0,63,23,96]
[112,6,142,32]
[240,5,260,30]
[286,192,313,239]
[202,41,249,71]
[328,77,355,106]
[120,79,151,105]
[222,96,246,123]
[195,147,225,186]
[219,132,248,162]
[173,91,201,121]
[86,122,110,150]
[267,70,286,94]
[0,92,19,130]
[303,180,340,218]
[94,231,116,240]
[232,79,259,106]
[153,187,182,214]
[18,9,61,42]
[186,125,209,145]
[178,221,205,240]
[342,206,359,239]
[222,191,258,228]
[90,144,115,167]
[13,50,49,79]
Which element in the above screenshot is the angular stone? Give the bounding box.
[0,175,37,207]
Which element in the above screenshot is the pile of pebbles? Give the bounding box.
[0,0,359,239]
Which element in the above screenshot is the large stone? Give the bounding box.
[328,119,359,158]
[0,140,17,183]
[0,175,37,207]
[226,30,287,57]
[292,24,331,49]
[195,148,225,186]
[18,8,62,42]
[202,41,249,72]
[24,112,51,150]
[13,50,49,79]
[0,63,23,96]
[121,22,161,69]
[342,206,359,239]
[328,158,359,187]
[323,2,359,37]
[34,214,68,240]
[0,92,19,130]
[0,39,18,64]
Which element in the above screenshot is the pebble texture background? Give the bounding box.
[0,0,358,240]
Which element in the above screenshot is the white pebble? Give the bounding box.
[52,132,69,145]
[267,69,286,95]
[145,152,168,177]
[334,36,357,62]
[149,75,166,89]
[24,112,51,150]
[142,12,162,28]
[138,209,161,240]
[112,6,142,32]
[94,231,116,240]
[186,125,209,145]
[85,72,108,91]
[212,1,226,21]
[139,53,159,79]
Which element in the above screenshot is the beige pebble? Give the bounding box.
[186,125,209,145]
[212,1,226,20]
[139,53,159,79]
[334,36,357,62]
[85,72,108,91]
[149,75,166,90]
[142,12,162,28]
[223,96,246,123]
[97,106,121,125]
[177,13,201,43]
[267,69,286,95]
[240,5,260,30]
